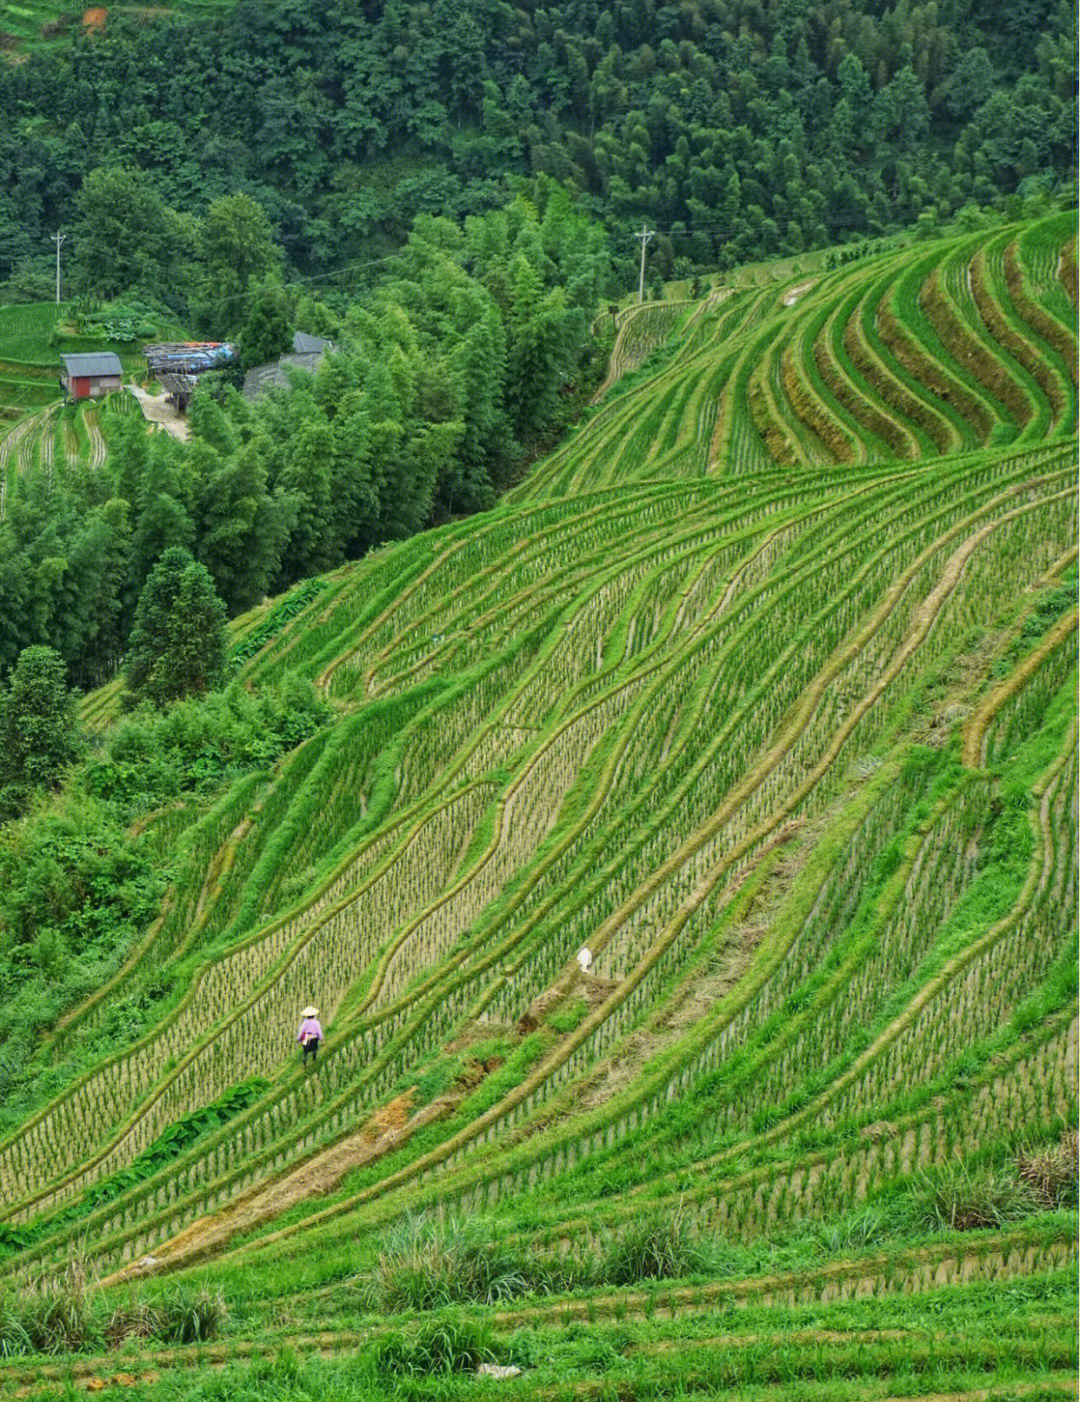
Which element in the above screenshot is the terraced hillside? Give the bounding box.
[0,389,131,515]
[1,215,1077,1399]
[0,300,165,516]
[520,215,1077,498]
[0,302,151,424]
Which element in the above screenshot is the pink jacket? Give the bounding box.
[297,1017,323,1044]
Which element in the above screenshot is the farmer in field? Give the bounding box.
[297,1005,323,1067]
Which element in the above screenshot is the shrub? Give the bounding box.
[1015,1129,1079,1209]
[912,1160,1039,1233]
[371,1318,496,1376]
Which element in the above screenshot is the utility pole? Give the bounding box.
[635,222,655,303]
[50,232,66,305]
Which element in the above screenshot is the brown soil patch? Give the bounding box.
[101,1090,456,1286]
[362,1088,416,1141]
[518,969,620,1033]
[445,1020,515,1053]
[83,7,107,28]
[782,279,816,307]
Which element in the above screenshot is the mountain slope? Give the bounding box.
[0,215,1076,1397]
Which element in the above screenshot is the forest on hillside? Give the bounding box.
[1,0,1076,306]
[0,189,611,687]
[0,0,1076,698]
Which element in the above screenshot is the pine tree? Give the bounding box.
[125,547,228,707]
[0,646,82,819]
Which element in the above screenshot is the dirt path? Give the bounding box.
[0,418,28,514]
[782,278,817,307]
[128,383,190,442]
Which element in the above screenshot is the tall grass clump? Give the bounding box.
[911,1159,1039,1233]
[0,1269,227,1357]
[371,1318,496,1376]
[362,1215,571,1311]
[1015,1129,1079,1209]
[11,1261,99,1355]
[598,1206,704,1284]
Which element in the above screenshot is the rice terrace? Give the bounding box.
[0,203,1075,1397]
[0,1,1079,1383]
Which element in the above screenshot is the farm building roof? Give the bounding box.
[157,372,199,397]
[292,331,333,354]
[60,352,123,377]
[242,353,325,401]
[144,342,237,375]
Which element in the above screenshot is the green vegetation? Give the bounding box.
[0,206,1075,1399]
[0,300,179,429]
[125,548,229,708]
[0,188,611,688]
[0,0,1074,300]
[0,680,327,1127]
[0,645,80,818]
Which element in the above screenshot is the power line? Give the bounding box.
[50,232,66,305]
[635,222,655,302]
[640,211,890,238]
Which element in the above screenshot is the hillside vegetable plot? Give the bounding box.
[0,218,1077,1394]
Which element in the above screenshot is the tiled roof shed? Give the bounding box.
[60,351,124,401]
[60,352,123,377]
[242,340,335,402]
[291,331,333,354]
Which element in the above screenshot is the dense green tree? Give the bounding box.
[0,646,82,819]
[193,436,294,612]
[70,167,177,300]
[240,283,293,371]
[196,192,284,330]
[125,548,228,707]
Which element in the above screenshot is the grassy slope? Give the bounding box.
[0,300,181,419]
[0,215,1077,1397]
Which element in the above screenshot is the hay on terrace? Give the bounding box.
[363,1088,418,1142]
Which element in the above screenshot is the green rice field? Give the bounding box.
[0,212,1076,1399]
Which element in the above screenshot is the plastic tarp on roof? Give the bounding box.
[144,343,237,374]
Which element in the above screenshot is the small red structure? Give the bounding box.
[60,352,123,401]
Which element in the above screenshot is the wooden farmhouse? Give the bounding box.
[60,351,123,401]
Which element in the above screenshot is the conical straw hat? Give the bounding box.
[301,1006,319,1018]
